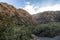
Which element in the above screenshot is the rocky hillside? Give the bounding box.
[33,11,60,24]
[0,2,35,25]
[0,2,37,40]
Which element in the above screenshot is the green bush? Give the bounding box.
[0,24,33,40]
[32,22,60,37]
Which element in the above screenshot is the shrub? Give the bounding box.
[32,22,60,37]
[0,24,33,40]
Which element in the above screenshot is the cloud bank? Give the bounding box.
[23,2,60,15]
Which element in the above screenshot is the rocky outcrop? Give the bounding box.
[0,2,35,25]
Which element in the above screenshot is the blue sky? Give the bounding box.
[0,0,60,14]
[0,0,60,8]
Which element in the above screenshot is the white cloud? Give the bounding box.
[23,2,60,15]
[23,2,37,15]
[37,4,60,12]
[26,2,31,5]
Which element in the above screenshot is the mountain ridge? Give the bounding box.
[0,2,36,25]
[33,11,60,24]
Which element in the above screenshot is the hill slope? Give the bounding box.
[0,2,35,25]
[33,11,60,24]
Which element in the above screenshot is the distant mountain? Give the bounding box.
[33,11,60,24]
[0,2,35,25]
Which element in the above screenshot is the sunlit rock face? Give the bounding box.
[0,2,36,25]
